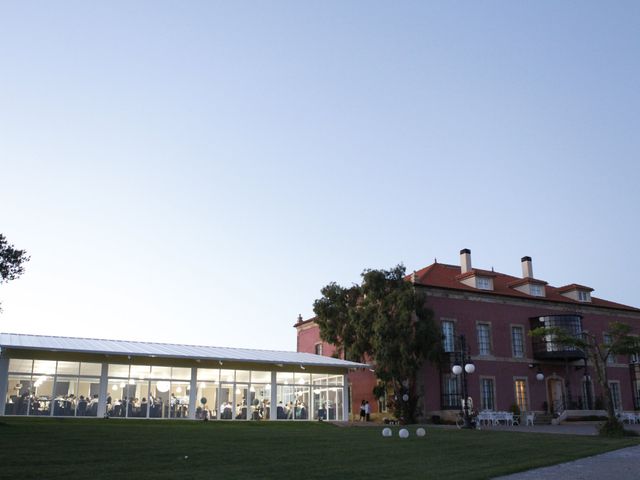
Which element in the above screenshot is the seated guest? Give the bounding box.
[77,396,88,416]
[139,397,148,417]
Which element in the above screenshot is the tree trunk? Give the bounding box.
[591,352,617,421]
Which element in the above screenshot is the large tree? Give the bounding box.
[0,233,30,311]
[313,264,440,423]
[531,322,640,436]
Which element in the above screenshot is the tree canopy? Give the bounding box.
[0,233,30,311]
[313,264,440,422]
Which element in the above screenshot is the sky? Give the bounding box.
[1,1,639,351]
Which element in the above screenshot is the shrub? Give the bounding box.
[598,418,625,437]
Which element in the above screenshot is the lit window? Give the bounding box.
[477,323,491,356]
[442,321,455,353]
[511,326,525,358]
[476,277,491,290]
[514,379,528,412]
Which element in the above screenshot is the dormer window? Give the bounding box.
[530,284,544,297]
[477,277,491,290]
[558,284,593,303]
[508,277,547,297]
[578,291,590,302]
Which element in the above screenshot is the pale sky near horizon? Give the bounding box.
[1,1,639,351]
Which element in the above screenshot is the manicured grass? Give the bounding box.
[0,418,637,479]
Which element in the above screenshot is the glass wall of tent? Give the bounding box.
[3,357,345,421]
[4,359,101,416]
[107,364,192,419]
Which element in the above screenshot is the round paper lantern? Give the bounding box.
[399,428,409,439]
[416,427,426,437]
[382,427,392,437]
[156,381,170,393]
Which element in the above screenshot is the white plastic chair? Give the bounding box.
[525,412,535,426]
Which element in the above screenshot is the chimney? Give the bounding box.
[521,256,533,278]
[297,314,303,323]
[460,248,472,274]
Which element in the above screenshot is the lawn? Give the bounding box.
[0,418,637,479]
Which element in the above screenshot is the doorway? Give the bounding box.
[547,377,565,413]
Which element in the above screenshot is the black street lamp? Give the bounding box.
[575,358,592,410]
[451,334,475,429]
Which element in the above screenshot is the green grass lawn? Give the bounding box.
[0,418,637,479]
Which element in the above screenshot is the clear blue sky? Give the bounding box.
[1,1,639,351]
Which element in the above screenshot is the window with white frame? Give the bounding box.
[530,284,543,296]
[481,378,495,411]
[477,323,491,356]
[604,333,616,364]
[476,277,491,290]
[511,326,525,358]
[630,353,639,364]
[581,377,593,409]
[609,382,622,411]
[578,291,590,302]
[314,343,323,356]
[442,374,460,409]
[442,320,455,353]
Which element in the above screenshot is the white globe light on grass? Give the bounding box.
[382,428,392,437]
[536,372,544,381]
[399,428,409,439]
[451,365,463,375]
[464,363,476,374]
[416,427,426,437]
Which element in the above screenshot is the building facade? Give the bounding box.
[297,250,640,420]
[0,333,365,421]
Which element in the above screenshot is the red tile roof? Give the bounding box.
[412,262,640,312]
[507,277,548,288]
[557,283,595,293]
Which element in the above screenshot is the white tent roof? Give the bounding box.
[0,333,367,369]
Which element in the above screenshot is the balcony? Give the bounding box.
[531,315,586,361]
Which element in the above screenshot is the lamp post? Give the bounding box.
[529,363,545,382]
[529,363,545,413]
[451,334,475,429]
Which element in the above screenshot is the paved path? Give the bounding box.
[493,444,640,480]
